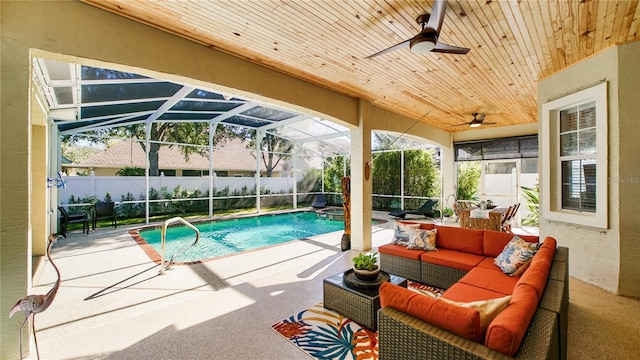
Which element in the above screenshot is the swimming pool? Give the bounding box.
[133,211,345,263]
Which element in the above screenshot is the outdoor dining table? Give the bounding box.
[458,206,509,231]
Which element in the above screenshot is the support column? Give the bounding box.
[350,99,373,251]
[256,130,264,213]
[144,122,151,223]
[441,144,456,207]
[208,121,218,217]
[292,144,299,208]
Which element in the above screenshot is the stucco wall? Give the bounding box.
[616,41,640,296]
[537,45,623,294]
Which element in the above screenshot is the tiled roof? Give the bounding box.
[74,139,284,172]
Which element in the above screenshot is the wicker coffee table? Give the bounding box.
[323,270,407,331]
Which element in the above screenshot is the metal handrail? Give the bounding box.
[159,217,200,274]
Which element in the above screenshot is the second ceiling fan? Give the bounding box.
[450,113,496,128]
[366,0,470,58]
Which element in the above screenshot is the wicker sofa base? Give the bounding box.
[420,262,468,289]
[378,306,559,360]
[380,253,422,282]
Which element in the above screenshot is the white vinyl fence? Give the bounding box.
[60,173,299,204]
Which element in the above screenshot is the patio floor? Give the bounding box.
[25,212,639,359]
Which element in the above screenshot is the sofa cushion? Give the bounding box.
[378,243,425,260]
[495,236,540,275]
[418,223,436,230]
[483,231,539,257]
[380,282,483,343]
[459,267,519,295]
[434,225,484,255]
[407,228,438,251]
[516,237,557,300]
[440,295,512,332]
[391,221,420,246]
[442,282,508,303]
[476,257,500,270]
[485,284,539,356]
[421,249,485,272]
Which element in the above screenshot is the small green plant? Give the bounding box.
[443,207,454,217]
[352,252,379,271]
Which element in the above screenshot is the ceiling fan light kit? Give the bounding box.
[410,33,437,53]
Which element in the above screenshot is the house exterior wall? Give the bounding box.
[538,42,640,296]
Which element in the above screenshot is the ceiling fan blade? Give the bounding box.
[432,42,470,54]
[426,0,447,33]
[482,122,497,125]
[448,122,470,127]
[477,113,487,121]
[366,39,411,59]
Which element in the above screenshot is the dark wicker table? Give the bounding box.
[323,270,407,331]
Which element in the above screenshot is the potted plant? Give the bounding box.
[443,207,454,217]
[352,252,380,281]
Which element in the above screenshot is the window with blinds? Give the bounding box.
[541,82,607,229]
[559,102,597,212]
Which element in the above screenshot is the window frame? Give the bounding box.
[541,82,608,229]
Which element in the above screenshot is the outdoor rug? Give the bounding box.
[271,282,443,360]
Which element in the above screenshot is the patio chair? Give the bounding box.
[501,203,520,233]
[312,194,327,209]
[58,206,89,237]
[92,201,117,231]
[388,199,438,219]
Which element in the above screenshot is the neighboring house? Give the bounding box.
[64,139,290,177]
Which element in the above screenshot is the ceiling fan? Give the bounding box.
[366,0,470,59]
[450,113,496,128]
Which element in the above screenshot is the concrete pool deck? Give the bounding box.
[29,210,402,359]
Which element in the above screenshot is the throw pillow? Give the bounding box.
[510,258,532,277]
[391,222,420,246]
[407,228,438,251]
[440,295,512,332]
[494,236,539,275]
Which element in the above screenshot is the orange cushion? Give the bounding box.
[441,282,508,303]
[419,223,436,230]
[516,237,557,300]
[378,243,425,260]
[485,284,539,356]
[380,282,483,343]
[421,249,485,271]
[483,231,539,257]
[434,225,484,255]
[459,267,519,295]
[476,257,500,270]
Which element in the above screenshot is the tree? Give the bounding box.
[456,161,480,200]
[236,129,295,177]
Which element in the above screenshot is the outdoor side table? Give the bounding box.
[323,270,407,331]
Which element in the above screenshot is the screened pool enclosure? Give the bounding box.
[35,58,444,224]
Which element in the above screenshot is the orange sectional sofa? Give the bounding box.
[377,223,569,360]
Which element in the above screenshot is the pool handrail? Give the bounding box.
[160,217,200,274]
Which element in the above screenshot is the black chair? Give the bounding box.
[58,206,89,237]
[388,199,439,219]
[92,201,117,231]
[312,194,327,209]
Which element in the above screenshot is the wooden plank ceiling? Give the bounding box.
[82,0,640,131]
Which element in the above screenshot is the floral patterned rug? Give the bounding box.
[271,282,443,360]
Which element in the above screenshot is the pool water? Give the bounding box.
[138,211,345,263]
